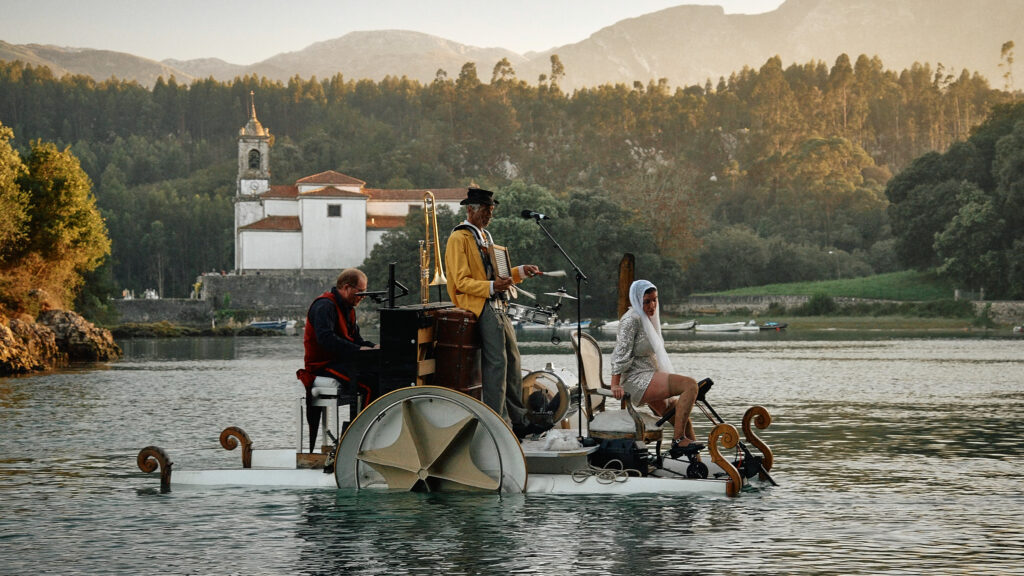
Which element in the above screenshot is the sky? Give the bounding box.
[1,0,786,64]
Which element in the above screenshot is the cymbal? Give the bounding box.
[544,290,578,300]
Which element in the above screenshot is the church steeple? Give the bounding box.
[239,90,269,138]
[237,90,271,196]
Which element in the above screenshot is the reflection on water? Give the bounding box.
[1,336,1023,574]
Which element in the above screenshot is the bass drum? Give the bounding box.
[521,364,579,424]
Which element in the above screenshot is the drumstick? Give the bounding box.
[542,270,567,278]
[517,287,537,300]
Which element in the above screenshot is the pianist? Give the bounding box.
[298,268,379,450]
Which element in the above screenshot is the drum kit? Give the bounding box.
[507,272,577,329]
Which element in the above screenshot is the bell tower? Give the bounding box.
[237,90,271,196]
[235,91,272,271]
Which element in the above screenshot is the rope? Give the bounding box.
[570,459,643,484]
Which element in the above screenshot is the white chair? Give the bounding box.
[298,376,364,454]
[570,332,665,455]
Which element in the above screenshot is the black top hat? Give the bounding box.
[460,187,499,206]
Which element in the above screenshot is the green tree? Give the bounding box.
[0,123,28,263]
[1,137,110,312]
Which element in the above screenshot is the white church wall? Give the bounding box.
[366,229,389,254]
[235,199,264,228]
[367,201,421,217]
[264,198,299,216]
[301,197,366,269]
[239,231,302,269]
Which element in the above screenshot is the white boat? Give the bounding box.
[136,288,775,498]
[662,320,697,331]
[597,320,619,332]
[138,361,775,498]
[695,320,760,333]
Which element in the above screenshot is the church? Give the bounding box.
[233,93,466,272]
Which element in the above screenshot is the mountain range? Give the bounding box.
[1,0,1021,91]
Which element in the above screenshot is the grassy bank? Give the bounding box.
[701,270,958,301]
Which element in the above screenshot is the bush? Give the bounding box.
[796,293,837,316]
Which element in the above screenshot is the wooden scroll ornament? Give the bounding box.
[137,446,173,493]
[742,405,774,479]
[220,426,253,469]
[708,422,742,497]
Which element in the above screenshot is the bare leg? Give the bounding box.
[666,374,698,445]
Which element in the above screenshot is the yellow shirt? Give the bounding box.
[444,227,523,317]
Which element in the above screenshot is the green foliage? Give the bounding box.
[0,124,28,263]
[797,293,838,315]
[710,270,958,301]
[0,54,1011,301]
[0,125,111,314]
[887,101,1024,298]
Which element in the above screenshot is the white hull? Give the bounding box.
[662,320,696,331]
[695,321,759,332]
[168,451,740,496]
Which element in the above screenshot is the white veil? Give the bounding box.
[629,280,674,373]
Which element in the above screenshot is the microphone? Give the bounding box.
[520,209,551,220]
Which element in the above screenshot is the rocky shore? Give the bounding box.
[0,310,122,375]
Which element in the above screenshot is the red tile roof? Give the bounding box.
[299,186,368,198]
[239,216,302,231]
[366,215,408,229]
[261,185,298,198]
[296,170,366,187]
[364,188,468,201]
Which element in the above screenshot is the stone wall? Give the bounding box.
[198,271,339,319]
[112,299,214,325]
[973,301,1024,325]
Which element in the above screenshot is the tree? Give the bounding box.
[934,184,1004,293]
[1000,41,1015,93]
[6,140,111,310]
[0,123,28,263]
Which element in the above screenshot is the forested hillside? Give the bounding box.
[0,52,1013,313]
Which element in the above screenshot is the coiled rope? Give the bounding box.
[570,459,643,484]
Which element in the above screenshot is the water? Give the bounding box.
[2,333,1023,575]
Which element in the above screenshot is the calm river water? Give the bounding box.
[1,331,1023,575]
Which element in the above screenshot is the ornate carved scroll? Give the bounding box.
[708,422,742,497]
[220,426,253,469]
[742,405,774,478]
[137,446,173,493]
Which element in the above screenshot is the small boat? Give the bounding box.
[598,320,619,332]
[662,320,697,331]
[696,320,761,333]
[1014,325,1023,334]
[695,321,748,332]
[760,321,788,331]
[247,319,297,332]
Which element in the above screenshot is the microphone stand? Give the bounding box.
[526,215,589,442]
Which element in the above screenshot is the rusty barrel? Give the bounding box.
[433,307,482,399]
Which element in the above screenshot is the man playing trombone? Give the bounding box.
[445,188,551,438]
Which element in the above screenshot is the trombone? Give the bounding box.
[420,191,447,303]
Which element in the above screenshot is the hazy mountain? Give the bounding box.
[516,0,1024,90]
[162,57,246,81]
[0,41,189,86]
[1,0,1020,90]
[249,30,525,84]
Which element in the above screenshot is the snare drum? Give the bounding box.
[508,303,556,327]
[521,364,579,423]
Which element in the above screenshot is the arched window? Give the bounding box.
[248,149,261,170]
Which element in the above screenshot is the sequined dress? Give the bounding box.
[610,311,658,406]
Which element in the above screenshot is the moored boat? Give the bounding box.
[662,319,697,330]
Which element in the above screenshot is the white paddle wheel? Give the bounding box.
[333,386,528,493]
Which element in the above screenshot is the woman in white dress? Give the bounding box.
[609,280,703,457]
